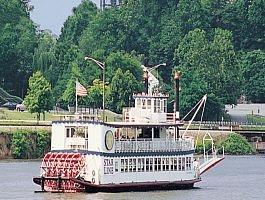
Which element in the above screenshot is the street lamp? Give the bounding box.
[85,56,106,122]
[148,63,166,73]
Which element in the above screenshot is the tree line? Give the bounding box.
[1,0,264,120]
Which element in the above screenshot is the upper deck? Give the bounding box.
[123,93,179,124]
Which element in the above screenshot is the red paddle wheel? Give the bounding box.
[40,152,85,192]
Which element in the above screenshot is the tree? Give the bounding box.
[32,31,57,82]
[59,0,97,45]
[86,79,110,108]
[108,69,142,113]
[105,52,143,82]
[61,63,85,106]
[0,0,37,97]
[24,71,53,121]
[247,0,265,50]
[242,50,265,103]
[174,28,241,120]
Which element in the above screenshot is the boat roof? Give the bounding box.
[52,120,183,128]
[105,121,183,128]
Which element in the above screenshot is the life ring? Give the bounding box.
[92,170,95,176]
[92,178,95,184]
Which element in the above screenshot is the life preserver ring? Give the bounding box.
[92,178,95,184]
[92,170,95,176]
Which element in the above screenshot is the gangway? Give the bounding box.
[199,133,225,175]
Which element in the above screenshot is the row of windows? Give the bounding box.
[117,157,192,173]
[136,98,167,113]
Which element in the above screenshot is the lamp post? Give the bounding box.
[85,57,106,122]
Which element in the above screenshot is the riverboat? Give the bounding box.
[33,69,224,193]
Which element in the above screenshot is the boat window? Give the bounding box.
[129,158,136,172]
[125,159,128,172]
[150,158,153,171]
[132,158,136,172]
[181,157,186,171]
[170,158,174,171]
[165,158,170,171]
[186,157,191,170]
[137,158,144,172]
[147,99,151,109]
[66,127,75,138]
[115,160,119,172]
[136,98,141,108]
[154,158,158,171]
[121,159,125,173]
[157,99,161,113]
[158,158,161,171]
[146,158,150,171]
[142,99,146,109]
[162,158,166,171]
[178,157,182,171]
[164,99,167,113]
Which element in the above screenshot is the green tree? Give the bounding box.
[242,50,265,103]
[59,0,97,45]
[87,79,110,108]
[61,63,85,106]
[0,0,37,97]
[24,71,53,121]
[108,69,142,113]
[32,31,57,82]
[105,52,143,82]
[175,28,241,120]
[247,0,265,50]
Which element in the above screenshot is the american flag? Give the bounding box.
[76,80,87,97]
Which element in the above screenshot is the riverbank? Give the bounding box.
[0,130,50,159]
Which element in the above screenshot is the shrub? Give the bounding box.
[11,130,30,159]
[217,132,254,155]
[36,130,50,158]
[195,139,213,154]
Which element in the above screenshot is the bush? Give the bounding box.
[217,132,254,155]
[195,139,213,154]
[36,130,50,158]
[11,130,30,159]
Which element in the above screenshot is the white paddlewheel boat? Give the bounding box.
[33,70,224,193]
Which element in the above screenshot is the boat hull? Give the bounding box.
[72,178,201,193]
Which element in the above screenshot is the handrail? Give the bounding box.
[115,139,194,152]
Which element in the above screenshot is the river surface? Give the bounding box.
[0,156,264,200]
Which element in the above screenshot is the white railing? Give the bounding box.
[65,137,86,149]
[115,139,194,152]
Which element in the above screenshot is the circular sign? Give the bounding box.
[105,130,114,150]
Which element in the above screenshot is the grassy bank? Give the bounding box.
[247,114,265,124]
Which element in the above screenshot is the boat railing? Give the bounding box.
[65,137,86,150]
[115,139,194,152]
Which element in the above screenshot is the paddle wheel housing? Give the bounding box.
[40,152,86,192]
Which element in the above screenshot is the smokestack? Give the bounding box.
[143,70,148,94]
[174,71,181,119]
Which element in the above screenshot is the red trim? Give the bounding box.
[200,157,225,175]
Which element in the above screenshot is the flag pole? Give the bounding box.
[75,78,78,114]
